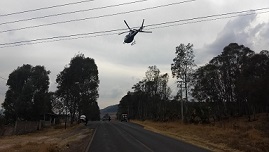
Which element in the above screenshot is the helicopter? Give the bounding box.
[119,19,152,45]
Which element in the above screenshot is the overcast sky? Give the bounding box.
[0,0,268,109]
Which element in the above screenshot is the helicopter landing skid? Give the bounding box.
[131,40,136,45]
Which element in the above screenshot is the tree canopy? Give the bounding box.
[2,64,51,123]
[171,43,196,102]
[56,54,100,123]
[118,43,269,123]
[191,43,269,121]
[118,65,172,121]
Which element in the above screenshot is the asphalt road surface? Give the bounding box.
[87,121,210,152]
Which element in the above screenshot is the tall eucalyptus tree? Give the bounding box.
[56,54,100,123]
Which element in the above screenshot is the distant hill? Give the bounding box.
[100,104,118,119]
[100,104,118,114]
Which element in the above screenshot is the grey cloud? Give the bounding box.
[195,14,269,65]
[260,22,269,39]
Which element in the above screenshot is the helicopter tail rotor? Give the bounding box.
[139,19,152,33]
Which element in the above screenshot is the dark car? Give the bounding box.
[121,114,128,122]
[102,113,111,121]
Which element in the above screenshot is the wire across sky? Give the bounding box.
[0,0,96,17]
[0,0,150,26]
[0,0,196,34]
[0,0,268,48]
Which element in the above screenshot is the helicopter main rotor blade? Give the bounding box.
[118,31,129,35]
[141,19,145,28]
[124,20,131,30]
[140,30,152,33]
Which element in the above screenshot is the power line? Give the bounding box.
[0,0,149,26]
[1,32,119,48]
[146,10,269,31]
[1,9,267,48]
[0,0,95,17]
[146,7,269,28]
[0,8,268,48]
[0,28,127,46]
[0,0,196,34]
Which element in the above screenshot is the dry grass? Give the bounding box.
[0,124,93,152]
[132,113,269,152]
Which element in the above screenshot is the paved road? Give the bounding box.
[87,121,210,152]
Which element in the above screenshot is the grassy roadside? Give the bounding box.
[132,113,269,152]
[0,124,93,152]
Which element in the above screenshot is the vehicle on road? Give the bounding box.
[121,114,128,122]
[102,113,111,121]
[80,115,88,125]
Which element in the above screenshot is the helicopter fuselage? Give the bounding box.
[124,30,139,43]
[120,19,151,44]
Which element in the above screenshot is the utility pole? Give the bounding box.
[64,105,67,129]
[178,81,184,122]
[75,81,81,122]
